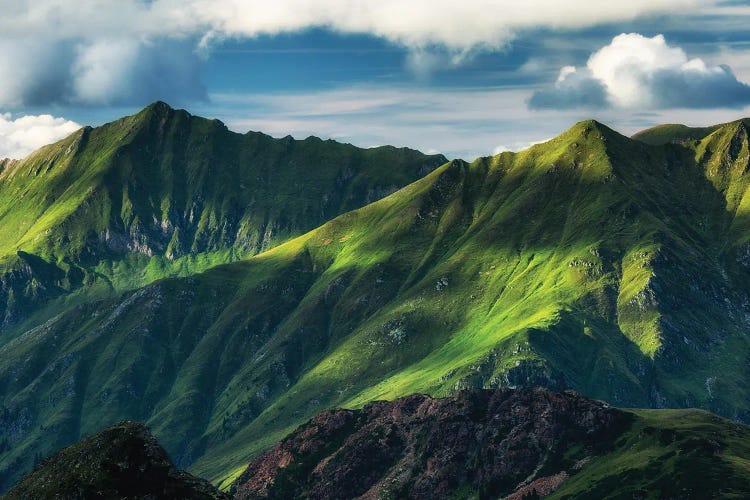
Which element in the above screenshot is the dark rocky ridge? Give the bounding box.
[8,388,750,499]
[4,421,229,499]
[231,387,628,499]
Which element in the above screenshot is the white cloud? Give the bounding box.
[531,33,750,109]
[167,0,704,52]
[0,0,710,107]
[0,1,709,46]
[72,39,141,105]
[587,34,707,107]
[0,113,81,159]
[710,45,750,84]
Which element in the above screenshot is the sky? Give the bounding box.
[2,0,750,160]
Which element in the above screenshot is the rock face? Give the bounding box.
[4,421,229,499]
[231,388,627,499]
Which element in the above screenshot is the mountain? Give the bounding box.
[631,123,723,145]
[0,101,445,331]
[4,421,229,499]
[4,114,750,491]
[9,389,750,499]
[231,387,750,499]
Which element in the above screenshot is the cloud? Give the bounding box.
[530,33,750,109]
[0,0,709,107]
[0,113,81,159]
[529,66,609,109]
[168,0,705,52]
[0,37,206,108]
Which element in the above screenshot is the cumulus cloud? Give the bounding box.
[530,33,750,109]
[0,0,708,107]
[0,113,81,159]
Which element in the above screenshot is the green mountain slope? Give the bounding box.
[4,117,750,490]
[0,101,445,331]
[632,123,722,145]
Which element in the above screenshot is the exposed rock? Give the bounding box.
[231,387,627,499]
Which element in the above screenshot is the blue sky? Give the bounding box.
[2,0,750,160]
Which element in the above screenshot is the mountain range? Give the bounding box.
[3,103,750,495]
[0,101,444,332]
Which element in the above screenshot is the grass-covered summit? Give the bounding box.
[4,113,750,490]
[0,101,445,330]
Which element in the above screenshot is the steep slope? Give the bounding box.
[4,421,228,499]
[0,101,445,330]
[231,388,750,500]
[4,118,750,489]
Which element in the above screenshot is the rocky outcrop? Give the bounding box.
[231,387,628,499]
[4,421,229,499]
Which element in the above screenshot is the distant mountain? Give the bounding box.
[0,101,445,331]
[4,113,750,491]
[4,421,228,499]
[9,389,750,499]
[631,122,724,145]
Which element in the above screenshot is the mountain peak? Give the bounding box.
[568,119,621,140]
[533,118,624,155]
[143,100,175,113]
[133,100,193,125]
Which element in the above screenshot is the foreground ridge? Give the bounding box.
[232,387,625,499]
[9,388,750,499]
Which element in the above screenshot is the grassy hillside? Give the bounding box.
[0,102,445,332]
[632,122,722,145]
[4,116,750,490]
[552,408,750,499]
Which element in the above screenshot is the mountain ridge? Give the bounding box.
[3,109,750,491]
[8,388,750,499]
[231,387,750,499]
[0,101,446,333]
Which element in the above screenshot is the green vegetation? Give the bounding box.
[3,110,750,492]
[0,101,445,335]
[631,122,722,146]
[553,409,750,498]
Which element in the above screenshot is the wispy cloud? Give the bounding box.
[203,85,750,161]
